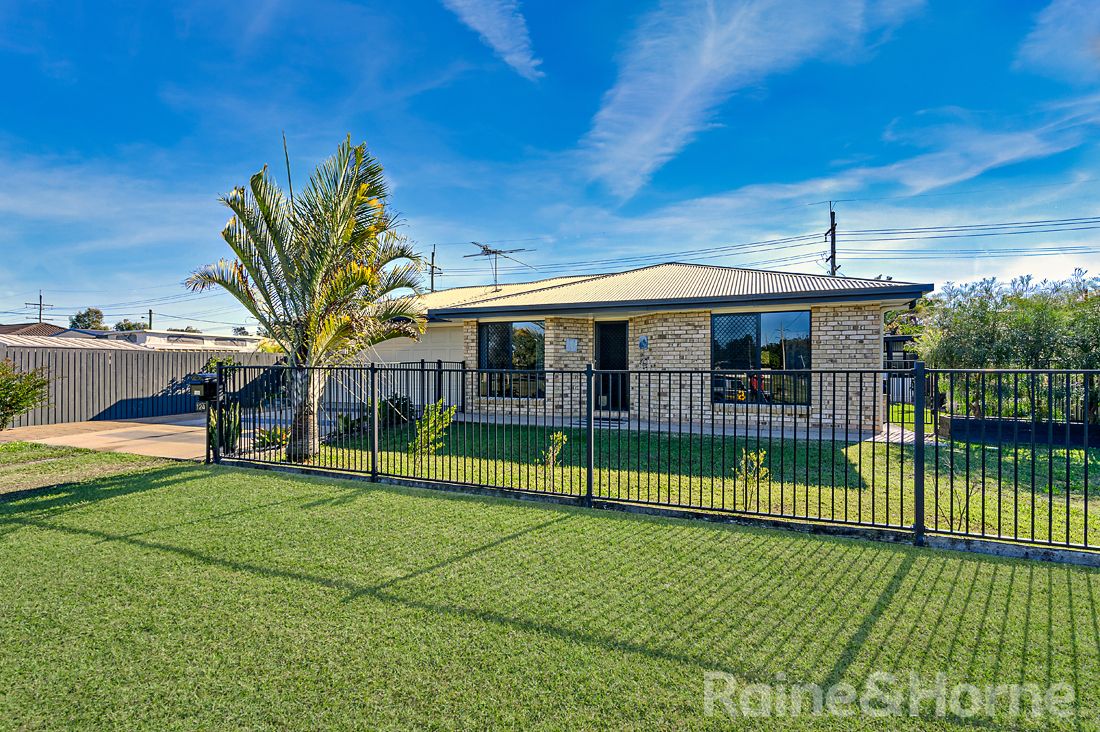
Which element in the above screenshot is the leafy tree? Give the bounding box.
[168,326,203,333]
[186,137,423,461]
[913,270,1100,369]
[69,307,106,330]
[114,319,148,331]
[232,327,251,336]
[0,359,50,430]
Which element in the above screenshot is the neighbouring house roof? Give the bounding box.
[0,334,151,350]
[0,322,65,336]
[428,262,933,318]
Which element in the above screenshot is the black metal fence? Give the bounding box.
[214,362,1100,558]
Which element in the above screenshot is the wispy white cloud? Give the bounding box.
[1017,0,1100,83]
[441,0,543,80]
[581,0,924,199]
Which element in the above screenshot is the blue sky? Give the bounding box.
[1,0,1099,333]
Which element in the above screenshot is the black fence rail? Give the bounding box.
[215,363,1100,558]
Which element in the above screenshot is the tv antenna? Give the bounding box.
[463,242,536,291]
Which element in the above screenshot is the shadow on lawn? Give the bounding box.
[0,448,1095,723]
[0,465,209,519]
[7,470,1100,710]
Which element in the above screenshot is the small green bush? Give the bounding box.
[207,402,241,454]
[733,449,770,487]
[408,399,457,469]
[0,359,50,431]
[380,394,412,427]
[255,426,291,450]
[542,431,568,471]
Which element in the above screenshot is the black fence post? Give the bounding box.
[460,361,467,413]
[586,363,595,507]
[435,359,444,405]
[912,360,926,546]
[213,362,224,465]
[370,362,379,483]
[419,359,427,413]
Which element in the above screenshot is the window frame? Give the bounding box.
[477,320,546,399]
[711,311,812,406]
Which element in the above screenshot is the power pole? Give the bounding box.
[430,245,437,292]
[24,290,54,323]
[148,309,154,329]
[827,202,838,276]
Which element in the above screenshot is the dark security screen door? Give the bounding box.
[595,321,629,411]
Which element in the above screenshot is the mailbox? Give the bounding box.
[189,372,219,402]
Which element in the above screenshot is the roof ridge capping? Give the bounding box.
[663,260,925,286]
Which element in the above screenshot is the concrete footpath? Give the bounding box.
[0,414,207,460]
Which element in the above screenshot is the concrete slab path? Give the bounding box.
[0,414,207,461]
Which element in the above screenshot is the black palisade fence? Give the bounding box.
[215,361,1100,559]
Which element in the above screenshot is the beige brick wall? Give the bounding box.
[456,303,884,430]
[810,304,884,430]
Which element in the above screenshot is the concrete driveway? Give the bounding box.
[0,414,207,461]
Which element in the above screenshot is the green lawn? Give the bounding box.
[2,442,1097,729]
[302,423,1100,547]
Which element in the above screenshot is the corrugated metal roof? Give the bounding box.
[431,262,932,316]
[418,275,596,312]
[0,335,151,350]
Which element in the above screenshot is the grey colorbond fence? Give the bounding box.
[1,346,280,427]
[216,362,1100,563]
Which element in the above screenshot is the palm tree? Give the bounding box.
[187,137,424,461]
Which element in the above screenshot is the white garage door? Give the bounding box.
[363,325,464,364]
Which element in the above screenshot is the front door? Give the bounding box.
[595,321,629,412]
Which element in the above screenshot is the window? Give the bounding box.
[478,321,545,398]
[712,312,811,405]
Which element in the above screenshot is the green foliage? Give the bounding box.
[207,402,241,454]
[232,327,251,336]
[541,431,568,471]
[0,360,50,431]
[184,137,425,368]
[113,319,148,332]
[168,326,203,333]
[201,355,237,373]
[380,394,412,427]
[255,426,291,450]
[69,307,105,330]
[408,399,457,467]
[733,448,770,487]
[913,270,1100,368]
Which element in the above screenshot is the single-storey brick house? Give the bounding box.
[370,263,932,431]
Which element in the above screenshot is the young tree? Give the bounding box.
[114,319,148,331]
[70,307,106,330]
[232,326,251,336]
[187,137,424,461]
[0,360,50,430]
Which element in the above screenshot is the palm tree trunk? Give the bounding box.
[286,368,321,462]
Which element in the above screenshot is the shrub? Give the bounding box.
[408,399,457,469]
[207,402,241,454]
[0,359,50,431]
[380,394,412,427]
[541,431,568,471]
[255,426,291,450]
[733,449,770,487]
